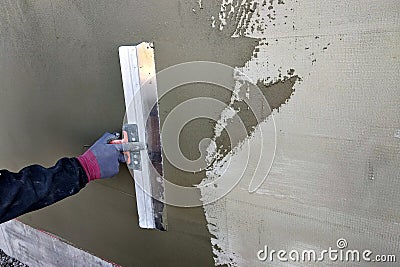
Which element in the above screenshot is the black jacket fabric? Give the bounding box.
[0,158,88,224]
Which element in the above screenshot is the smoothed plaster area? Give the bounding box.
[0,0,258,266]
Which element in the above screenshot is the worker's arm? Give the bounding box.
[0,133,125,224]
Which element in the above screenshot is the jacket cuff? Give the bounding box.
[77,151,101,182]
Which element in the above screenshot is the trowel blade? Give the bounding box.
[118,42,167,231]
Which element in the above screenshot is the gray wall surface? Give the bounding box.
[1,0,399,267]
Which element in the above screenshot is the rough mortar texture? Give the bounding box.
[0,249,28,267]
[0,220,115,267]
[202,0,400,266]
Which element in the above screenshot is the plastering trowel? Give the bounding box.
[111,42,167,231]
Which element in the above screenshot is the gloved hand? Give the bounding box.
[77,133,125,181]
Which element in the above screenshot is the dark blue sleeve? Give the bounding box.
[0,158,88,224]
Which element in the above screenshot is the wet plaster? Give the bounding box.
[0,0,267,266]
[214,77,297,158]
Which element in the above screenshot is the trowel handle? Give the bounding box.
[110,131,131,165]
[110,131,129,144]
[109,124,143,170]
